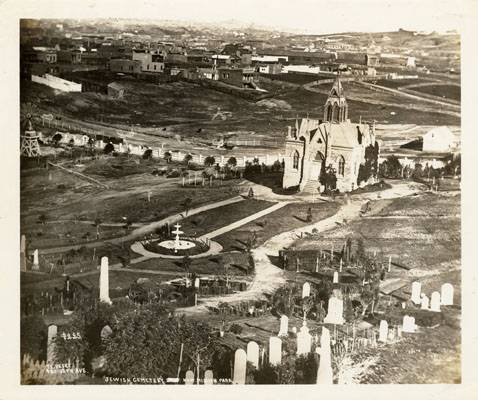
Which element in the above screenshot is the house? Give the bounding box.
[132,50,165,73]
[365,54,380,67]
[422,126,454,153]
[57,50,82,64]
[282,77,378,192]
[257,63,282,75]
[217,66,257,88]
[109,59,142,74]
[107,82,125,98]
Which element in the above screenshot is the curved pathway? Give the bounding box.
[177,181,424,315]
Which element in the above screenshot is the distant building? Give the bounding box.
[109,59,142,74]
[132,50,165,73]
[57,50,82,64]
[217,66,257,88]
[257,63,282,75]
[422,127,454,153]
[406,56,416,68]
[367,67,377,77]
[282,77,378,192]
[32,47,57,63]
[365,54,380,67]
[107,82,125,98]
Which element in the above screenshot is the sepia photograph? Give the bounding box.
[2,0,473,392]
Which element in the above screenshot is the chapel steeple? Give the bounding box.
[323,76,348,123]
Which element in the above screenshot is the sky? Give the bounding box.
[15,0,467,34]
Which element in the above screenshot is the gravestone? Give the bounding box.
[100,325,113,339]
[99,256,112,304]
[20,235,27,272]
[47,324,57,366]
[411,281,422,305]
[378,320,388,342]
[233,349,247,384]
[316,327,333,384]
[296,321,312,355]
[302,282,311,298]
[430,291,441,312]
[333,271,339,284]
[278,315,289,337]
[269,337,282,366]
[247,341,260,369]
[402,315,416,333]
[324,296,344,325]
[32,249,39,270]
[441,283,454,306]
[204,370,214,385]
[185,370,195,385]
[421,294,429,310]
[194,278,200,289]
[291,327,297,334]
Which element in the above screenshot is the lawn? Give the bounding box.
[405,84,461,102]
[178,198,275,237]
[217,201,341,252]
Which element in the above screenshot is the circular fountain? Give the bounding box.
[157,223,196,253]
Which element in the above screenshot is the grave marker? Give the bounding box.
[296,322,312,355]
[269,337,282,366]
[324,296,344,325]
[333,271,339,284]
[411,281,422,304]
[302,282,311,298]
[47,324,57,366]
[316,327,333,384]
[379,320,388,342]
[204,370,214,385]
[441,283,454,306]
[185,370,195,385]
[430,291,441,312]
[32,249,39,270]
[233,349,247,384]
[402,315,416,333]
[421,294,429,310]
[278,315,289,337]
[99,256,111,304]
[247,341,260,369]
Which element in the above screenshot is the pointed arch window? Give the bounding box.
[326,104,332,122]
[338,156,345,176]
[293,150,300,170]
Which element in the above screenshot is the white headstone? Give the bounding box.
[233,349,247,384]
[204,370,214,385]
[32,249,39,270]
[194,278,200,289]
[333,271,339,284]
[278,315,289,337]
[291,326,297,334]
[269,337,282,366]
[324,296,344,325]
[47,324,57,366]
[20,235,26,253]
[402,315,416,333]
[421,294,429,310]
[379,320,388,342]
[302,282,311,298]
[316,327,333,384]
[411,281,422,304]
[185,370,195,385]
[296,322,312,355]
[441,283,454,306]
[247,341,260,369]
[430,291,441,312]
[99,256,111,304]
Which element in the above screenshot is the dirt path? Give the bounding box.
[178,181,424,315]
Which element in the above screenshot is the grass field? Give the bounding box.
[292,192,460,271]
[405,84,461,102]
[217,201,341,251]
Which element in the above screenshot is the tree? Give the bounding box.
[103,143,114,155]
[52,133,63,146]
[181,256,191,274]
[183,153,193,165]
[181,197,193,216]
[227,156,237,168]
[379,155,402,179]
[21,316,48,361]
[204,156,216,167]
[164,151,172,163]
[37,214,47,225]
[143,149,153,160]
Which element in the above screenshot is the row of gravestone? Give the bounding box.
[410,281,454,311]
[232,327,334,384]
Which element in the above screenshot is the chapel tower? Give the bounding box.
[323,76,348,123]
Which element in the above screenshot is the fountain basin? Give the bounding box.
[158,239,196,250]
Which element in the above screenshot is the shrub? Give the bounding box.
[143,149,153,159]
[103,143,114,155]
[204,156,216,167]
[229,324,243,334]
